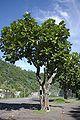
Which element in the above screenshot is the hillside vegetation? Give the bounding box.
[0,59,39,97]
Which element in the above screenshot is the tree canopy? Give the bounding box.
[0,13,71,77]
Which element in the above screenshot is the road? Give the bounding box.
[0,97,39,104]
[0,97,79,120]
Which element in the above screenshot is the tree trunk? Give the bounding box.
[36,67,57,111]
[75,91,78,98]
[39,85,50,110]
[63,88,68,99]
[43,91,50,110]
[39,85,44,110]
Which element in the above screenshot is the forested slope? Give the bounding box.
[0,59,39,97]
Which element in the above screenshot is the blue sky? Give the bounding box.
[0,0,80,71]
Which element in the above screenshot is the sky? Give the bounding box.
[0,0,80,72]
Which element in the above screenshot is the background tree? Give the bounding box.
[69,52,80,98]
[0,13,71,110]
[58,52,80,99]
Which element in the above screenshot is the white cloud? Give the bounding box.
[59,0,72,3]
[54,4,69,21]
[59,10,70,24]
[59,11,69,18]
[36,15,62,24]
[35,9,62,24]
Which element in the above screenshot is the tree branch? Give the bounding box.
[42,68,46,86]
[48,68,57,84]
[36,66,42,86]
[46,68,57,92]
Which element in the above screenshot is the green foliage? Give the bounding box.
[0,13,71,78]
[56,52,80,98]
[0,59,39,97]
[0,13,40,64]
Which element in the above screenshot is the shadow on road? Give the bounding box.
[0,98,55,111]
[68,106,80,120]
[49,104,63,108]
[32,98,54,102]
[0,103,41,111]
[0,118,15,120]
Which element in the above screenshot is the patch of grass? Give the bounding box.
[54,97,65,103]
[33,110,46,114]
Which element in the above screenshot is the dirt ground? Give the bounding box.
[0,98,80,120]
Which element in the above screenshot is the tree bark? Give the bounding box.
[39,85,50,110]
[36,67,57,110]
[43,90,50,110]
[39,85,44,110]
[63,87,68,99]
[75,91,78,98]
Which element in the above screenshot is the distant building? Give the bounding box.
[14,91,21,98]
[0,89,21,98]
[30,92,39,97]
